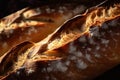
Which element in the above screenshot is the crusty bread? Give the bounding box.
[0,4,86,57]
[0,4,120,80]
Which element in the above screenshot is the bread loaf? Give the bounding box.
[0,4,86,57]
[0,4,120,80]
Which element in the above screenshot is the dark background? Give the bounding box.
[0,0,120,80]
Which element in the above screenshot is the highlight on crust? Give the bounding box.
[0,2,120,80]
[43,4,120,52]
[0,4,86,57]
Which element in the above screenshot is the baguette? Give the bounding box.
[0,4,86,57]
[1,4,120,80]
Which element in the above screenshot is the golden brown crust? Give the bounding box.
[1,4,120,80]
[0,4,86,57]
